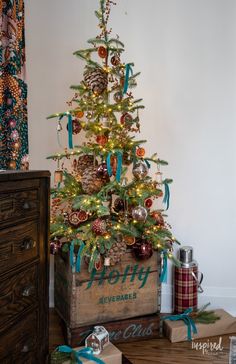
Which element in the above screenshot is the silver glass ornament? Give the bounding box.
[132,205,148,222]
[132,161,148,180]
[57,122,62,131]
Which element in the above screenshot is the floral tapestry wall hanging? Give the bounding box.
[0,0,28,170]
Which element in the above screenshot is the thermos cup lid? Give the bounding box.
[179,246,193,264]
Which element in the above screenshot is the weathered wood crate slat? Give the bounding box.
[55,250,161,330]
[60,313,162,347]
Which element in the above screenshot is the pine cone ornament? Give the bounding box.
[84,67,108,95]
[77,155,97,176]
[81,165,108,194]
[109,239,127,266]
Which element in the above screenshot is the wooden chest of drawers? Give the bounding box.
[0,171,50,364]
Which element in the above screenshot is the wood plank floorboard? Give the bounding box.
[49,309,233,363]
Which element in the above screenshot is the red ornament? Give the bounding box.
[50,239,62,255]
[120,113,133,126]
[8,119,16,128]
[98,46,107,58]
[150,211,165,227]
[67,119,82,135]
[95,256,103,271]
[136,147,145,158]
[96,135,108,146]
[68,211,81,228]
[111,55,120,66]
[132,239,153,260]
[91,218,107,235]
[145,198,153,209]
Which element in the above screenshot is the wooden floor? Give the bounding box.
[49,309,233,363]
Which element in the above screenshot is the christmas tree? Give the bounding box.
[48,0,179,274]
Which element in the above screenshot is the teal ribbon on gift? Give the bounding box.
[163,181,170,210]
[106,151,123,182]
[160,251,168,283]
[123,63,133,94]
[57,345,105,364]
[162,308,198,341]
[59,113,73,149]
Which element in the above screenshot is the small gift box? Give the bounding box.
[51,343,122,364]
[163,309,236,343]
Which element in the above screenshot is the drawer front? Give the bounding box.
[0,311,39,364]
[0,221,39,275]
[0,187,40,227]
[0,265,38,331]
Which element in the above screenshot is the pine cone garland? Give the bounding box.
[77,155,97,176]
[84,67,108,95]
[109,239,127,266]
[81,165,108,194]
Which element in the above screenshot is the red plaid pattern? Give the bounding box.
[174,265,198,314]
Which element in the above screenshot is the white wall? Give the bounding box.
[25,0,236,314]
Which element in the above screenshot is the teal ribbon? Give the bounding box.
[59,113,73,149]
[57,345,105,364]
[69,241,75,269]
[144,158,151,169]
[160,251,168,283]
[76,241,85,273]
[116,151,122,182]
[123,63,133,94]
[106,153,112,177]
[163,181,170,210]
[162,308,198,341]
[106,151,123,182]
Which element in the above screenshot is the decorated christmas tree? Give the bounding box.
[48,0,179,274]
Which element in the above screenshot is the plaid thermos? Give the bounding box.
[174,246,203,314]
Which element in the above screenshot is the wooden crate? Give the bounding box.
[55,250,161,329]
[60,312,162,347]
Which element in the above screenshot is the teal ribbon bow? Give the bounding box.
[163,181,170,210]
[123,63,133,94]
[162,308,198,341]
[59,113,73,149]
[106,151,123,182]
[160,251,168,283]
[57,345,105,364]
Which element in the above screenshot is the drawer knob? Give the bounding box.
[21,344,30,353]
[22,285,35,297]
[21,239,36,251]
[22,201,30,210]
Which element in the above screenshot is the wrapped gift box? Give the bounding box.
[163,309,236,343]
[62,343,122,364]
